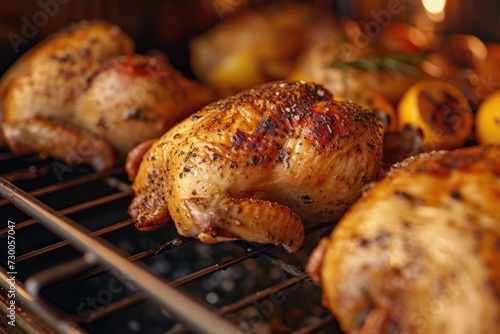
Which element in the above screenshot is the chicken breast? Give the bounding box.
[1,20,215,170]
[127,81,384,252]
[307,145,500,333]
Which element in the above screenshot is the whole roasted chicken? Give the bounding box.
[189,2,334,96]
[0,20,215,170]
[127,81,384,252]
[307,145,500,333]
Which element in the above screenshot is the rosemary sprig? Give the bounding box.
[330,52,428,76]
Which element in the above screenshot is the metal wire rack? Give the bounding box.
[0,148,341,334]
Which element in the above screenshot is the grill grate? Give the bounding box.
[0,148,341,334]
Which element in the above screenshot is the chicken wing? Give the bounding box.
[307,145,500,333]
[127,81,384,252]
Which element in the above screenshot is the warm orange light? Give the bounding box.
[422,0,446,22]
[422,0,446,13]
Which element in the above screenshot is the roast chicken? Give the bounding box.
[73,54,215,160]
[0,20,215,170]
[127,81,384,252]
[189,2,335,96]
[288,26,426,106]
[307,145,500,333]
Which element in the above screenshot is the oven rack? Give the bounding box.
[0,149,340,333]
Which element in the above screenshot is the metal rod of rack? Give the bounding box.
[0,166,126,208]
[0,176,240,333]
[0,190,132,234]
[218,274,308,316]
[0,267,88,334]
[0,150,340,333]
[16,219,134,263]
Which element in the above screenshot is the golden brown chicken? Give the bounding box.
[288,21,432,106]
[74,54,215,160]
[189,2,333,96]
[307,145,500,334]
[288,37,425,106]
[0,20,134,165]
[1,20,216,170]
[127,81,384,252]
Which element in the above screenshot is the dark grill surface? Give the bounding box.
[0,148,341,334]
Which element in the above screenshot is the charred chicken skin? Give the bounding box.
[307,145,500,334]
[127,81,384,252]
[1,20,215,170]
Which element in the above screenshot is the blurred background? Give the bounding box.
[1,0,499,75]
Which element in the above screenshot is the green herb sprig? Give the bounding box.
[331,52,428,76]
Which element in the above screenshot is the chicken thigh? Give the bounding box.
[127,81,384,252]
[307,145,500,333]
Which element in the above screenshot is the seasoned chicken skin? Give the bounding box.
[74,55,216,159]
[1,20,134,163]
[1,20,215,170]
[127,81,383,252]
[307,145,500,334]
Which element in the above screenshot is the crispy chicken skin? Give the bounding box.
[1,20,134,159]
[307,145,500,334]
[74,55,216,159]
[127,81,383,252]
[0,20,135,97]
[1,20,215,170]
